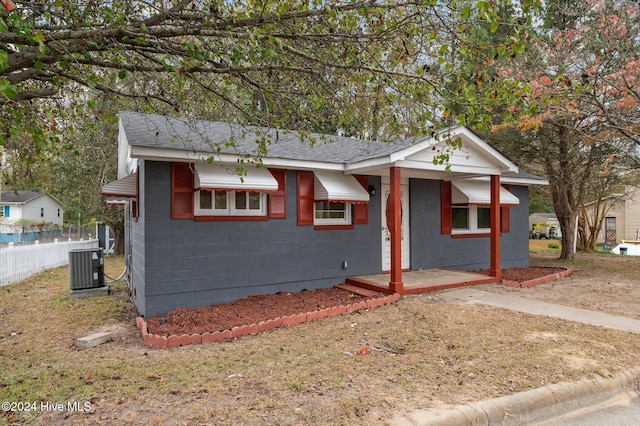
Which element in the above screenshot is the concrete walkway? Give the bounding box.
[391,288,640,426]
[440,288,640,334]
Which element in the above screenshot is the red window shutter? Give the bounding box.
[269,169,287,218]
[353,175,369,225]
[297,172,314,225]
[441,181,452,234]
[172,163,194,219]
[501,185,510,232]
[501,206,510,232]
[132,172,140,222]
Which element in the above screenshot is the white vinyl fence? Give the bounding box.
[0,239,99,287]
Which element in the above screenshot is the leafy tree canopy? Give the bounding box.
[0,0,539,146]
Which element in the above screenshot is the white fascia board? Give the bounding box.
[118,120,130,179]
[388,140,435,163]
[395,159,504,176]
[468,176,549,186]
[502,177,549,186]
[129,146,346,172]
[259,158,345,172]
[344,156,393,174]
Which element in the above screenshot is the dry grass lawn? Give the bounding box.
[1,251,640,425]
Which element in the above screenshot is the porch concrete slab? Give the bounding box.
[335,283,381,297]
[349,269,497,293]
[440,288,640,334]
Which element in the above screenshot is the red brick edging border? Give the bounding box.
[136,293,401,349]
[501,268,574,288]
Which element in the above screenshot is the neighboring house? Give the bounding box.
[585,188,640,245]
[529,212,562,239]
[103,112,547,317]
[0,191,64,243]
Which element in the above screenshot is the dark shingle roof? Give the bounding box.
[120,112,423,164]
[1,190,43,203]
[505,171,548,182]
[119,112,548,185]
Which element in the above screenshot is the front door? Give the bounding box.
[381,183,410,271]
[605,217,617,243]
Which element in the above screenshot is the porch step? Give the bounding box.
[335,283,381,297]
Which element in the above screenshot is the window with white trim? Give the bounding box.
[195,190,267,216]
[452,206,491,233]
[314,201,351,225]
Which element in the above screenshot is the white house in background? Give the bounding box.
[585,186,640,245]
[0,191,64,243]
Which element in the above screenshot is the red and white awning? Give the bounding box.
[452,180,519,205]
[102,173,137,204]
[313,171,369,202]
[194,164,279,192]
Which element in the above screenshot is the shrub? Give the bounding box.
[548,242,560,249]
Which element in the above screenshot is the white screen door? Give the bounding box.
[381,183,410,271]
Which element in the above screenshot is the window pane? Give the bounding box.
[199,191,212,209]
[235,191,247,209]
[315,201,329,218]
[214,191,227,209]
[315,201,346,219]
[248,191,260,210]
[452,207,469,229]
[477,207,491,229]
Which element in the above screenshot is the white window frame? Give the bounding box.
[314,201,352,225]
[194,189,267,216]
[452,205,491,234]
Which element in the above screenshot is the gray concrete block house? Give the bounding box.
[103,112,546,317]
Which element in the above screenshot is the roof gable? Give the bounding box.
[399,127,517,175]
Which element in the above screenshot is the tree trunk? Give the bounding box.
[558,213,576,259]
[110,221,125,256]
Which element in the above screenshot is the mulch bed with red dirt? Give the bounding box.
[144,266,570,342]
[146,287,382,337]
[500,266,567,282]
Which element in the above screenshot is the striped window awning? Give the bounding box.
[194,163,278,192]
[102,173,137,204]
[313,171,369,202]
[452,179,519,205]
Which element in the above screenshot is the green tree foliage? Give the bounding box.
[0,0,538,143]
[49,105,126,254]
[0,1,542,256]
[482,0,640,259]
